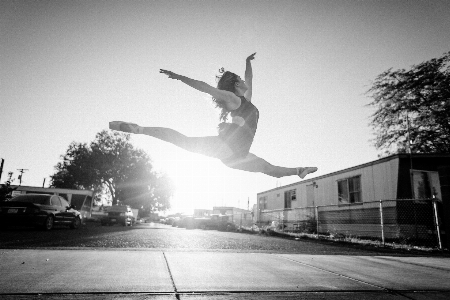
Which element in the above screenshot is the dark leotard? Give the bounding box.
[218,96,259,163]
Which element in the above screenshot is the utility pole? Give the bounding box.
[394,74,415,199]
[0,158,4,182]
[17,169,29,185]
[406,113,415,199]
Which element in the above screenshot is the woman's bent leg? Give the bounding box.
[223,153,296,178]
[223,153,317,179]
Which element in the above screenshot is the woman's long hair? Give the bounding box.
[213,69,239,122]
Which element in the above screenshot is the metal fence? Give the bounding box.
[258,199,442,249]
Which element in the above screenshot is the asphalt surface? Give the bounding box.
[1,249,450,299]
[0,222,443,256]
[1,222,449,299]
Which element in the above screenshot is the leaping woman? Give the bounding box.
[110,53,317,179]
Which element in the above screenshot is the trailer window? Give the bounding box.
[284,189,296,209]
[259,196,267,210]
[412,170,441,200]
[338,176,361,204]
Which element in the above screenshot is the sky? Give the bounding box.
[1,0,449,214]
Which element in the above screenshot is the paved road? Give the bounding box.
[0,222,442,256]
[1,222,450,299]
[1,249,450,299]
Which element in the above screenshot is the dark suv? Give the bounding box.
[101,205,134,226]
[196,214,236,231]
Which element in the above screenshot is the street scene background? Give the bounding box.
[2,0,450,213]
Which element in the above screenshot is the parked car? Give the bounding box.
[165,217,176,226]
[0,194,82,230]
[196,214,236,231]
[101,205,135,226]
[173,215,194,228]
[171,216,181,227]
[181,216,196,229]
[140,217,152,223]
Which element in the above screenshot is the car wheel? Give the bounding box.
[43,215,54,231]
[70,217,81,229]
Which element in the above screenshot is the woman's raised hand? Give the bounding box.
[160,69,180,80]
[246,52,256,61]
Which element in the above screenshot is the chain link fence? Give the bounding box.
[258,199,442,249]
[228,211,255,231]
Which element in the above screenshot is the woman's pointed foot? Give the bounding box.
[297,167,318,179]
[109,121,143,134]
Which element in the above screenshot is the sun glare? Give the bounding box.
[161,150,229,214]
[134,137,230,214]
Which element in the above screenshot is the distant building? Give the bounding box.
[193,208,213,218]
[213,206,250,215]
[213,206,253,229]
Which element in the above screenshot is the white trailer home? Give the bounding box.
[257,154,450,247]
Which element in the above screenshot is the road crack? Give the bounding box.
[162,252,180,299]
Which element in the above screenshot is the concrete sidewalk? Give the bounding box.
[1,249,449,299]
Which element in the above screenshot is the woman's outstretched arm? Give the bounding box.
[160,69,240,110]
[245,52,256,101]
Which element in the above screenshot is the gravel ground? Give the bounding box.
[0,222,446,256]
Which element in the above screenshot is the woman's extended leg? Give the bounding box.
[109,121,234,160]
[142,127,235,159]
[223,153,317,179]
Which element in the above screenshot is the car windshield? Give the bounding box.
[11,195,50,204]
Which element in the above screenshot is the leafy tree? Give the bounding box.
[51,130,173,211]
[366,51,450,156]
[0,172,18,201]
[0,181,18,201]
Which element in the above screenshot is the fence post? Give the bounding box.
[379,200,385,246]
[433,200,442,250]
[315,206,319,238]
[279,211,283,232]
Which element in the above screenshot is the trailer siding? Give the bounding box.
[257,156,400,215]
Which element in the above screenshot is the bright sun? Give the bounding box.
[141,140,229,214]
